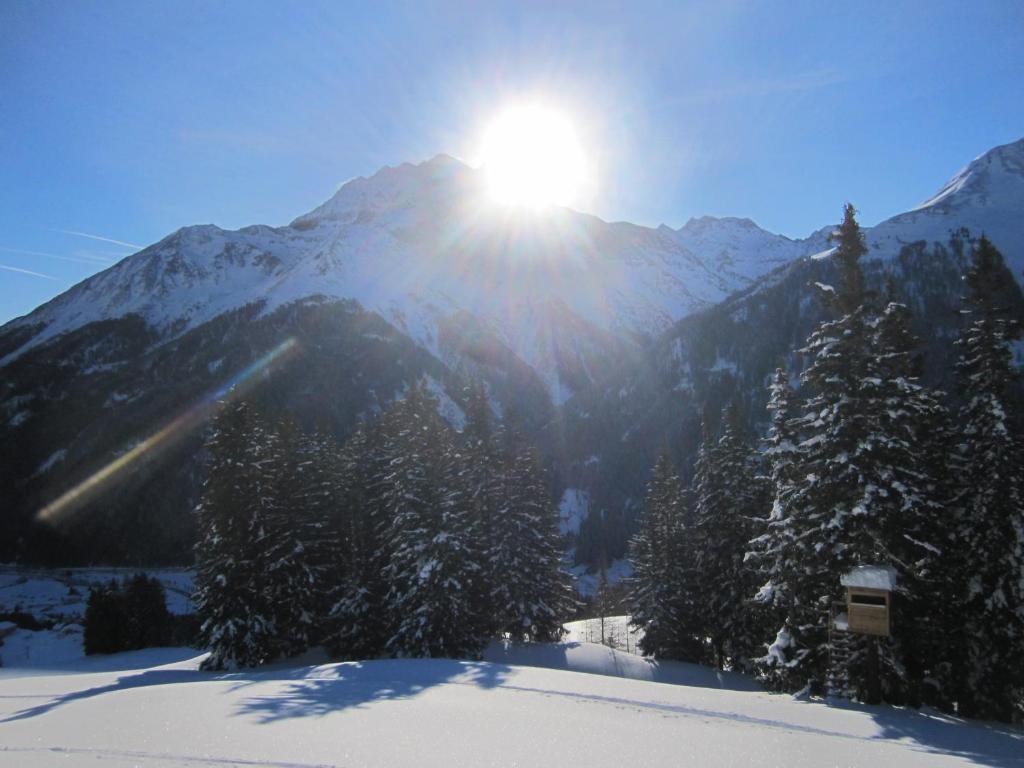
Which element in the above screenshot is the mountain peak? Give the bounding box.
[915,136,1024,212]
[289,154,474,229]
[679,215,763,234]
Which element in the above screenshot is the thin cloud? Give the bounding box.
[58,230,143,250]
[0,246,110,266]
[0,264,58,280]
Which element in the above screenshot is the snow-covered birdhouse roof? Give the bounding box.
[840,565,897,591]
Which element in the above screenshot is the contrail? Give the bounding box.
[0,264,58,280]
[58,230,143,250]
[0,245,112,265]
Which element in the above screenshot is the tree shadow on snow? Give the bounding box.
[1,667,209,723]
[870,706,1024,767]
[235,659,512,723]
[819,697,1024,767]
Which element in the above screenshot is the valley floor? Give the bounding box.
[2,644,1022,768]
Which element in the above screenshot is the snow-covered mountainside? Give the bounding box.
[0,154,824,398]
[867,137,1024,271]
[1,138,1022,567]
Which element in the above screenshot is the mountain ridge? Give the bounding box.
[2,137,1022,565]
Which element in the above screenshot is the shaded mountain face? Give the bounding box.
[2,139,1022,565]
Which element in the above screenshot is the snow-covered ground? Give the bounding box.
[564,614,643,654]
[2,645,1022,767]
[0,566,194,669]
[0,566,194,620]
[3,569,1022,766]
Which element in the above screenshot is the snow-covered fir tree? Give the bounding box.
[379,381,487,658]
[951,236,1024,722]
[266,417,339,657]
[629,452,701,660]
[692,404,768,671]
[748,367,804,691]
[752,204,950,701]
[869,301,955,707]
[193,400,281,670]
[491,431,575,641]
[325,421,391,659]
[459,383,505,636]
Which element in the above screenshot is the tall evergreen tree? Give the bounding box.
[870,301,955,706]
[193,400,280,670]
[692,404,768,671]
[326,422,391,659]
[629,451,700,660]
[460,383,505,635]
[754,204,910,697]
[951,236,1024,722]
[492,433,575,641]
[266,417,337,657]
[749,367,804,690]
[379,381,486,658]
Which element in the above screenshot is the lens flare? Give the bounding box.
[36,337,299,525]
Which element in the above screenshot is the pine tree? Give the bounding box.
[749,367,804,690]
[379,381,486,658]
[757,205,956,703]
[460,383,505,636]
[692,404,768,671]
[756,204,888,695]
[951,236,1024,722]
[265,417,336,657]
[629,452,700,660]
[193,400,280,670]
[326,421,391,659]
[870,301,954,707]
[491,433,574,642]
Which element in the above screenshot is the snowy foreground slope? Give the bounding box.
[2,646,1022,767]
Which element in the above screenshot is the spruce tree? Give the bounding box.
[379,381,486,658]
[692,404,768,671]
[629,451,700,660]
[193,400,280,670]
[749,367,807,690]
[870,301,954,707]
[326,422,391,659]
[492,433,574,642]
[461,383,505,636]
[265,417,336,657]
[951,236,1024,722]
[756,205,883,695]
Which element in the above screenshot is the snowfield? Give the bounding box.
[2,574,1022,765]
[2,644,1023,767]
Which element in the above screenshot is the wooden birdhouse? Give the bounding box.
[839,566,896,637]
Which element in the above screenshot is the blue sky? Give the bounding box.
[1,0,1022,324]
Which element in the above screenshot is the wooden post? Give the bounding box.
[866,635,881,704]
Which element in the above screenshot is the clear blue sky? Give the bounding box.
[1,0,1022,324]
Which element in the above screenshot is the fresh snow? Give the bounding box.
[841,565,898,591]
[2,646,1022,767]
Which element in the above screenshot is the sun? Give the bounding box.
[479,104,591,209]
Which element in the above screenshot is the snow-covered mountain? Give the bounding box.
[867,137,1024,271]
[2,137,1022,566]
[0,154,825,399]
